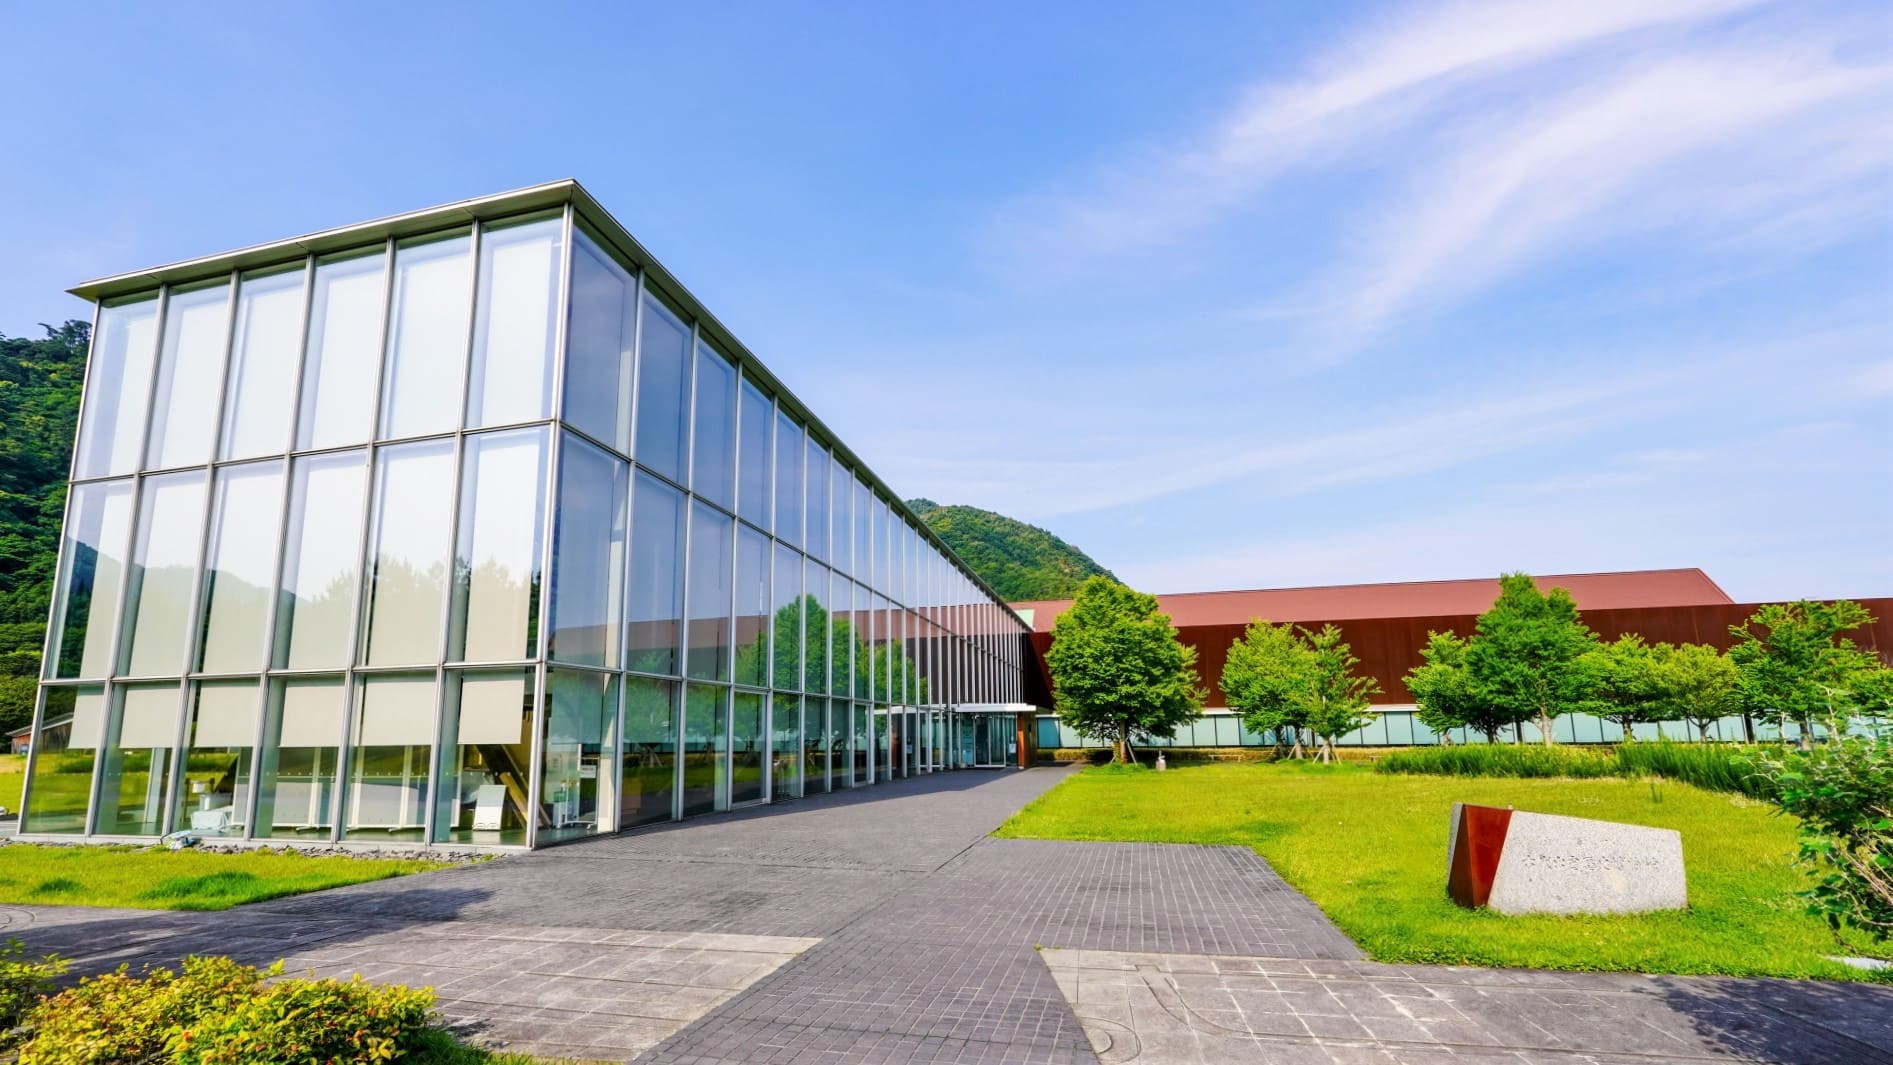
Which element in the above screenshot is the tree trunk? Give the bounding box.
[1290,729,1306,759]
[1539,709,1556,745]
[1116,725,1132,765]
[1697,720,1712,743]
[1320,736,1336,763]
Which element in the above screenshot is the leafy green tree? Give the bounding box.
[1045,576,1202,763]
[1729,600,1888,746]
[1223,620,1315,757]
[1464,573,1599,745]
[904,499,1114,601]
[1583,634,1676,742]
[1303,624,1380,762]
[1655,642,1743,742]
[1406,631,1512,743]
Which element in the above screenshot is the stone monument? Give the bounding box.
[1447,802,1686,915]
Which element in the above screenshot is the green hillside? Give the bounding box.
[0,321,89,733]
[905,498,1114,602]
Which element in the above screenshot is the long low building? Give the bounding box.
[1014,570,1893,749]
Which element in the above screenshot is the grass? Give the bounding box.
[996,761,1892,981]
[1375,741,1774,798]
[1,752,23,813]
[0,843,450,910]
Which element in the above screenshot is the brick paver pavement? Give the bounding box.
[6,764,1891,1063]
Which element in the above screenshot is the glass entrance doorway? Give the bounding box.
[973,714,1013,767]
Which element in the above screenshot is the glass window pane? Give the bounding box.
[682,683,726,816]
[450,427,549,663]
[772,543,801,692]
[686,502,733,682]
[804,438,828,561]
[256,675,344,838]
[734,525,769,688]
[197,462,284,673]
[343,673,434,840]
[434,668,532,845]
[803,560,828,695]
[542,669,617,841]
[628,473,685,676]
[830,457,850,575]
[75,296,160,479]
[773,412,803,547]
[623,676,676,826]
[468,216,562,428]
[274,452,366,669]
[733,691,764,805]
[737,379,771,527]
[361,440,455,666]
[121,472,208,677]
[220,267,305,460]
[772,694,802,799]
[182,678,259,837]
[830,570,853,697]
[99,683,180,835]
[564,229,636,452]
[851,478,869,586]
[145,282,230,470]
[380,233,473,440]
[691,342,735,508]
[48,481,135,679]
[23,687,99,833]
[803,697,827,792]
[633,294,689,482]
[548,434,625,667]
[297,252,386,450]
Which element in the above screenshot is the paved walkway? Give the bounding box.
[6,766,1891,1063]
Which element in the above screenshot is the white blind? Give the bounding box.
[67,690,106,750]
[356,676,437,747]
[458,673,528,745]
[278,680,345,748]
[192,683,259,748]
[117,687,180,748]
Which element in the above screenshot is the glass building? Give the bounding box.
[22,180,1036,849]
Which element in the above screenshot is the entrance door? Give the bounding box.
[730,692,765,806]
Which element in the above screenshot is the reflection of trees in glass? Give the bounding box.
[52,541,99,678]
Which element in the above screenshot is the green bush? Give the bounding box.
[1375,744,1614,779]
[17,955,435,1065]
[0,939,66,1046]
[1742,735,1893,942]
[1374,741,1773,799]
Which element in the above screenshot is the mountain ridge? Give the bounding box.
[904,498,1115,602]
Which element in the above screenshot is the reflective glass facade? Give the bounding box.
[25,182,1034,848]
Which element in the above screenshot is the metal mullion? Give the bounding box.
[160,270,243,833]
[557,419,629,467]
[81,281,174,837]
[59,299,109,486]
[526,660,547,848]
[330,238,398,843]
[669,318,700,821]
[423,221,485,846]
[723,355,739,811]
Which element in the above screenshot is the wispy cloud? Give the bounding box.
[989,0,1891,352]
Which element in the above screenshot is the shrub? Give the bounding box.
[1742,735,1893,942]
[0,939,66,1045]
[16,955,436,1065]
[1615,742,1773,799]
[1374,744,1614,779]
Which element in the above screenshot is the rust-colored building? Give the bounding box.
[1013,570,1893,748]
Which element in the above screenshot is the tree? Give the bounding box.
[1464,573,1598,745]
[1224,621,1380,762]
[1655,642,1742,742]
[1222,620,1314,757]
[1745,735,1893,943]
[1729,600,1888,747]
[1406,630,1512,743]
[1584,634,1675,742]
[1044,576,1203,764]
[1302,624,1380,762]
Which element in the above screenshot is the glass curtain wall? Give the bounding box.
[28,194,1032,849]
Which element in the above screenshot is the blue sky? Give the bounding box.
[4,1,1889,602]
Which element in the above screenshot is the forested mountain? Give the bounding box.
[0,321,88,732]
[905,498,1114,602]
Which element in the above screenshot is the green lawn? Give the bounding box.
[997,761,1892,981]
[0,843,449,910]
[1,753,22,812]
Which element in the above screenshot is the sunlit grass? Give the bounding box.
[997,761,1891,980]
[0,843,449,910]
